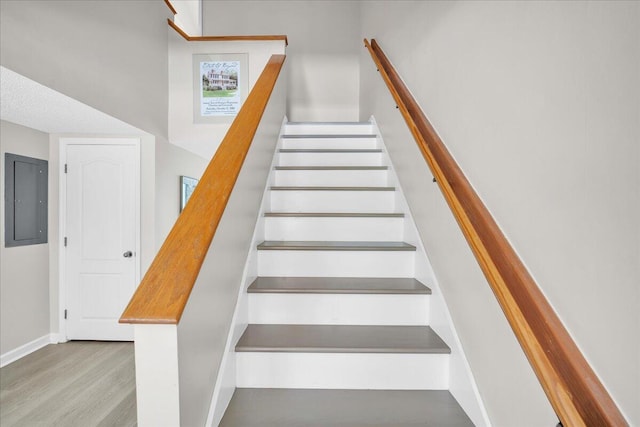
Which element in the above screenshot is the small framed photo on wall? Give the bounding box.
[180,175,199,212]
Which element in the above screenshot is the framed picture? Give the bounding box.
[193,53,249,124]
[180,175,199,212]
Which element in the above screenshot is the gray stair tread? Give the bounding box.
[270,186,395,191]
[248,277,431,294]
[264,212,404,218]
[282,134,376,139]
[275,166,388,170]
[279,149,382,153]
[257,241,416,251]
[236,325,450,354]
[220,389,473,427]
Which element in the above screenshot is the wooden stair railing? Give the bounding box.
[120,54,285,325]
[364,38,627,427]
[164,0,177,16]
[167,19,288,45]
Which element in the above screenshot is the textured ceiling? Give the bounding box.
[1,66,141,135]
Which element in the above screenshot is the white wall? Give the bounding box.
[172,0,202,36]
[202,0,360,122]
[360,1,639,425]
[0,0,172,139]
[0,121,50,355]
[154,141,208,245]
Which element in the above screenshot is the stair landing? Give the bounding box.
[219,388,474,427]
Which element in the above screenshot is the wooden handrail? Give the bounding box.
[120,54,286,324]
[364,38,627,427]
[164,0,177,16]
[168,19,288,46]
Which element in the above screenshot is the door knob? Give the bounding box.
[123,251,133,258]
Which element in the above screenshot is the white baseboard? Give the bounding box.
[50,333,68,344]
[1,334,56,368]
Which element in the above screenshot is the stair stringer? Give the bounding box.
[205,117,288,427]
[374,116,492,427]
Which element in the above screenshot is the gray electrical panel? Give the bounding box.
[4,153,48,247]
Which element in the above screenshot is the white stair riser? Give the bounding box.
[248,294,430,325]
[236,353,449,389]
[278,152,382,166]
[258,250,414,277]
[264,217,403,241]
[270,191,395,213]
[281,137,377,150]
[284,124,373,135]
[274,169,388,186]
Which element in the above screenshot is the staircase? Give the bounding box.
[219,122,474,426]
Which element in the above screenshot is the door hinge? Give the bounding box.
[64,309,68,320]
[64,163,68,173]
[64,237,68,247]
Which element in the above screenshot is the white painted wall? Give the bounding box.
[0,0,172,139]
[0,121,51,357]
[360,1,639,425]
[168,31,286,158]
[202,0,361,122]
[154,140,208,245]
[172,0,202,36]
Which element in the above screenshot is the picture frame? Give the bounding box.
[192,53,249,124]
[180,175,199,212]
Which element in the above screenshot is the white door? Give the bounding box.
[65,141,139,341]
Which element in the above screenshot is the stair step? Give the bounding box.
[280,149,382,153]
[284,122,373,135]
[281,135,378,149]
[264,214,404,241]
[247,278,431,326]
[286,122,371,125]
[249,293,429,326]
[235,326,450,388]
[270,188,395,213]
[258,249,414,277]
[281,134,376,139]
[274,167,388,183]
[274,168,388,186]
[220,389,474,427]
[275,166,387,170]
[270,186,394,191]
[236,325,449,354]
[278,150,382,166]
[248,277,430,294]
[257,241,416,251]
[236,352,448,389]
[264,212,404,217]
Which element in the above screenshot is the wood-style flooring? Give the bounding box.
[0,341,136,427]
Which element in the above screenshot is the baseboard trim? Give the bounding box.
[50,333,68,344]
[1,334,56,368]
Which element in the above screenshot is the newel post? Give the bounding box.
[134,324,180,426]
